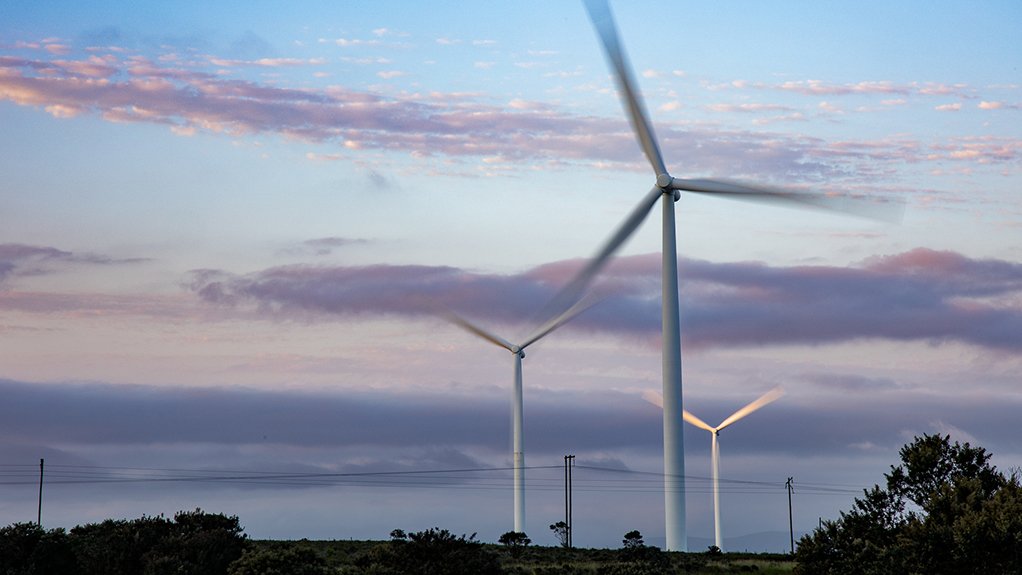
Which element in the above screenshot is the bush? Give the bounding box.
[228,542,330,575]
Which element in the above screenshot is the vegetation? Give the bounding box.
[795,433,1022,574]
[499,531,532,558]
[0,509,246,575]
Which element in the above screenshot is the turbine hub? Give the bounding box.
[656,173,673,189]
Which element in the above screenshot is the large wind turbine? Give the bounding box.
[448,298,591,534]
[578,0,900,551]
[682,387,784,551]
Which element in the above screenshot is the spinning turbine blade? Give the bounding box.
[672,178,906,223]
[539,186,661,324]
[521,295,597,350]
[584,0,668,177]
[446,312,516,352]
[641,389,664,409]
[716,386,784,432]
[683,410,716,433]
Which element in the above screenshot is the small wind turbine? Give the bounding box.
[573,0,901,550]
[447,298,592,535]
[645,386,783,551]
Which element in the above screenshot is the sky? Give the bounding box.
[1,0,1021,552]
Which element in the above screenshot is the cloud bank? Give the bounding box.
[188,248,1022,352]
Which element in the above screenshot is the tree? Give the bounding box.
[622,530,644,549]
[549,521,569,548]
[498,531,531,558]
[795,434,1022,575]
[360,527,503,575]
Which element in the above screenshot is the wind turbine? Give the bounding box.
[447,297,592,535]
[648,387,784,551]
[576,0,901,551]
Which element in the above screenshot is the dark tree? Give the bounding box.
[622,530,644,549]
[498,531,531,558]
[549,521,569,548]
[795,434,1022,575]
[360,527,503,575]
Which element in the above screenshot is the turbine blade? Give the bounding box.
[640,389,663,409]
[445,312,516,353]
[683,409,716,433]
[520,294,597,350]
[584,0,668,177]
[538,185,661,325]
[671,178,906,223]
[716,386,784,431]
[644,389,715,432]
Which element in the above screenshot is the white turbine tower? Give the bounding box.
[577,0,900,551]
[448,298,591,535]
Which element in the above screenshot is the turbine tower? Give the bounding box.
[578,0,899,551]
[681,387,784,551]
[448,299,590,534]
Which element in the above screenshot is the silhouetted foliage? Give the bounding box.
[621,530,644,549]
[498,531,531,558]
[354,527,503,575]
[0,522,79,575]
[0,509,247,575]
[795,434,1022,575]
[228,542,329,575]
[549,521,569,548]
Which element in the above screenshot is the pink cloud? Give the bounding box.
[0,46,1016,186]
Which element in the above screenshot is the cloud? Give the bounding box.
[188,248,1022,353]
[0,378,659,455]
[0,243,149,285]
[281,237,369,257]
[1,47,1018,182]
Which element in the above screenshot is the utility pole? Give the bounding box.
[786,477,794,555]
[37,458,44,526]
[564,454,575,548]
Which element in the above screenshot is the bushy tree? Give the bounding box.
[621,530,644,549]
[498,531,531,558]
[795,434,1022,575]
[357,527,503,575]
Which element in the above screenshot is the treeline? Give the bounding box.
[0,512,788,575]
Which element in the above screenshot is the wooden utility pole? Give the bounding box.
[786,477,794,554]
[564,454,575,548]
[37,458,44,526]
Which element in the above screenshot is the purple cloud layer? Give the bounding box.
[188,248,1022,352]
[2,377,1020,461]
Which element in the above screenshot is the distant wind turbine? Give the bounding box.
[645,386,784,551]
[447,298,592,534]
[573,0,901,550]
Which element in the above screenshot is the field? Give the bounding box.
[252,538,796,574]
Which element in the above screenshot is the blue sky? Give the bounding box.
[1,0,1021,551]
